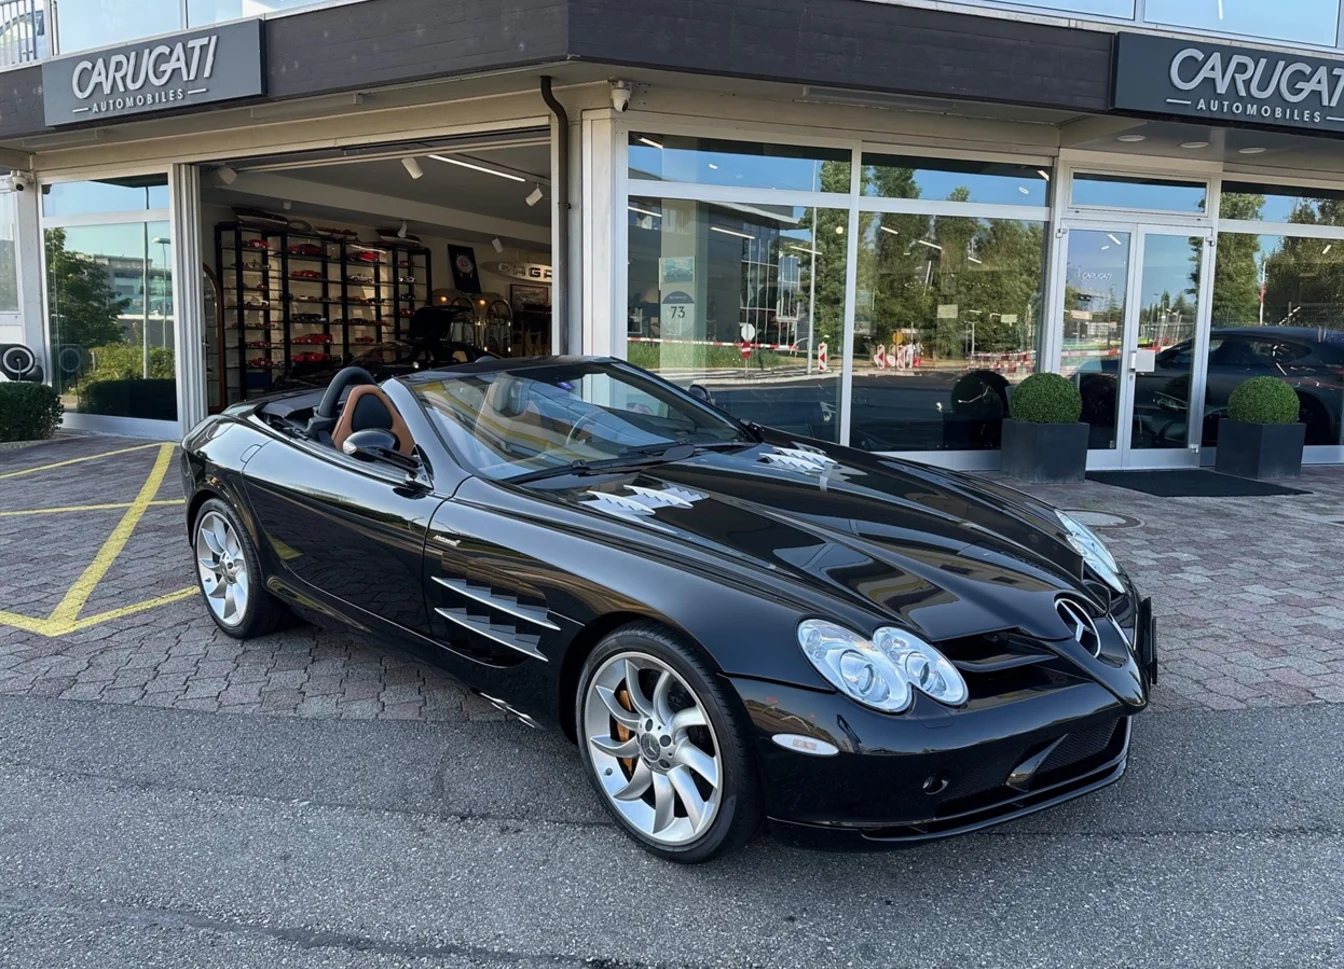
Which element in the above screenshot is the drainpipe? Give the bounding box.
[540,75,570,356]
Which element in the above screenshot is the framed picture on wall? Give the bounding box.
[447,245,481,293]
[511,284,550,310]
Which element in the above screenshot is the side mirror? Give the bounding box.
[342,428,420,473]
[687,384,713,404]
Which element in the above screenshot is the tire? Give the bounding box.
[192,497,288,639]
[576,621,761,863]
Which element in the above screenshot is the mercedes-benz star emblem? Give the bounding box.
[1056,596,1101,657]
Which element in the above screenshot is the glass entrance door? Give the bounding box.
[1058,223,1211,468]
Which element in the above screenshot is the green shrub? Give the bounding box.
[1009,372,1082,424]
[1227,376,1300,424]
[0,382,64,442]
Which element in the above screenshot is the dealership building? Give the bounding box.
[3,0,1344,470]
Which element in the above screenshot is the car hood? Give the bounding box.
[522,435,1110,644]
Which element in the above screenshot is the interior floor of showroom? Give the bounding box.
[0,432,1342,968]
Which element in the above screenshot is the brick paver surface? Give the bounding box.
[2,434,1342,719]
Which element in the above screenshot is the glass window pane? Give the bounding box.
[187,0,332,26]
[1060,229,1129,450]
[0,191,18,313]
[55,0,180,54]
[1131,234,1202,451]
[629,134,850,193]
[1220,182,1344,226]
[42,176,170,219]
[863,153,1051,206]
[850,213,1046,452]
[1208,232,1344,446]
[991,0,1134,16]
[1145,0,1336,46]
[627,196,847,443]
[1071,173,1207,213]
[47,221,177,421]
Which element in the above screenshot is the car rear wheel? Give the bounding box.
[193,498,287,639]
[577,622,760,863]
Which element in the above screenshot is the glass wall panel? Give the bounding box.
[1071,174,1206,213]
[1130,234,1202,451]
[992,0,1135,16]
[47,220,176,421]
[1221,182,1344,227]
[849,212,1046,451]
[42,177,169,219]
[1208,231,1344,447]
[0,191,18,313]
[188,0,334,27]
[55,0,180,54]
[627,196,847,442]
[1059,229,1129,449]
[863,154,1050,206]
[1145,0,1337,46]
[629,134,850,193]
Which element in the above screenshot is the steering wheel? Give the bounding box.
[308,366,377,438]
[564,408,602,448]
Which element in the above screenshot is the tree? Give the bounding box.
[1261,197,1344,329]
[793,159,853,354]
[45,228,130,352]
[1209,193,1264,326]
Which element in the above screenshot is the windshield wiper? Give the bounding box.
[506,441,702,485]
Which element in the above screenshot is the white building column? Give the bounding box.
[170,163,206,434]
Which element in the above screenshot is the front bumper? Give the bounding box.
[731,602,1155,847]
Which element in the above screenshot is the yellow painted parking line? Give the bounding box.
[66,586,198,632]
[0,442,164,480]
[0,499,183,517]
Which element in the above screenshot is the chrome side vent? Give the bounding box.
[432,576,558,630]
[431,576,556,662]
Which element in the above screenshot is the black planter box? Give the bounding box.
[1215,419,1306,479]
[1000,419,1089,482]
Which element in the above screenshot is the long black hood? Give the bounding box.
[517,436,1109,644]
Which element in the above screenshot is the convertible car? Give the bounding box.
[181,356,1156,862]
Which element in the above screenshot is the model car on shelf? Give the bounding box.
[290,270,324,280]
[182,356,1155,862]
[288,243,326,257]
[292,333,333,345]
[347,274,375,285]
[243,239,270,251]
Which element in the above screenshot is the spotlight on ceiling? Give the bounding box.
[216,165,237,185]
[1117,134,1147,142]
[1180,141,1210,149]
[401,157,424,180]
[526,184,544,207]
[397,220,408,239]
[492,237,504,253]
[1239,146,1267,154]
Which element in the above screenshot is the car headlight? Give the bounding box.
[797,619,968,713]
[1056,510,1125,593]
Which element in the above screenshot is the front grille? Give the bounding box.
[935,631,1073,703]
[1037,719,1120,780]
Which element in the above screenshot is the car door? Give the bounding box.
[242,436,444,637]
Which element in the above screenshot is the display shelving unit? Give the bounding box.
[215,222,432,401]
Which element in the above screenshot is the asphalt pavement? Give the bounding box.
[1,695,1340,969]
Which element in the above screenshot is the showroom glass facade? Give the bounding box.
[0,190,17,313]
[42,175,177,424]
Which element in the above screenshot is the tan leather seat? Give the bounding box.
[332,385,415,456]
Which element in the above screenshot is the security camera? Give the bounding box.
[609,79,633,113]
[9,173,29,192]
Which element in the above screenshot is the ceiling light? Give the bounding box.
[638,137,664,149]
[1180,141,1210,149]
[401,157,424,180]
[1101,245,1111,250]
[216,165,237,185]
[835,225,845,235]
[1117,134,1147,142]
[708,163,719,170]
[915,239,943,251]
[710,226,754,240]
[1324,244,1334,255]
[628,205,662,218]
[525,184,544,206]
[789,244,820,255]
[880,226,900,237]
[968,255,983,264]
[396,221,408,239]
[427,154,526,182]
[1018,186,1030,195]
[1037,169,1051,182]
[492,237,504,253]
[1239,147,1267,154]
[1107,233,1124,246]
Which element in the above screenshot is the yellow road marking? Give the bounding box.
[0,499,183,517]
[66,587,198,632]
[0,442,162,480]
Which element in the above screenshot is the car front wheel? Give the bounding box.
[577,622,760,863]
[193,497,287,639]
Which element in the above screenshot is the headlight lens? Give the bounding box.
[797,619,967,713]
[1057,510,1125,593]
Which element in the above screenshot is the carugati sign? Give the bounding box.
[1113,32,1344,133]
[42,20,264,127]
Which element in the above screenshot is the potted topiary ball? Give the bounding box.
[1215,376,1305,479]
[1000,372,1088,482]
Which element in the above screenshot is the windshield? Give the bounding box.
[407,361,751,480]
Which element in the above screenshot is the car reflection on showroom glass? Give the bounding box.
[407,363,752,480]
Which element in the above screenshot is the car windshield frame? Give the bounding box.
[402,359,753,482]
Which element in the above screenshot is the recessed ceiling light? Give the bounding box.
[1018,186,1030,195]
[638,137,664,150]
[1117,134,1147,142]
[708,163,719,170]
[1180,141,1209,149]
[710,225,754,240]
[427,154,526,182]
[879,226,900,237]
[1239,146,1267,154]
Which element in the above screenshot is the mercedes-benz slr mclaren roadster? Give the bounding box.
[182,356,1156,862]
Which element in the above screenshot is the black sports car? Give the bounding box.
[181,356,1155,862]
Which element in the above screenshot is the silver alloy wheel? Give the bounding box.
[195,510,250,628]
[583,651,723,846]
